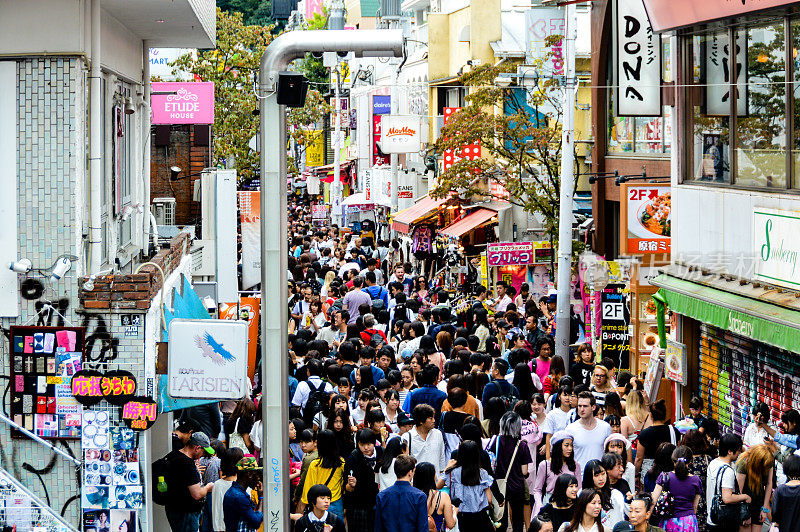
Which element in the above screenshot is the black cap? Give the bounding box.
[397,411,414,426]
[612,522,635,532]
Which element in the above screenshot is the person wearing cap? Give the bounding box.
[603,434,636,494]
[292,484,346,532]
[222,457,263,532]
[164,432,215,532]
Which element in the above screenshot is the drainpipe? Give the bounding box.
[142,41,152,254]
[89,0,102,271]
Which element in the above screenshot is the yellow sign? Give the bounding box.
[330,61,352,87]
[480,254,488,288]
[305,130,324,167]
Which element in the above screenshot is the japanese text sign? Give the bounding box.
[151,82,214,125]
[616,0,662,116]
[72,369,137,407]
[622,183,671,254]
[488,243,536,267]
[121,397,158,431]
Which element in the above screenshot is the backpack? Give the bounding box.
[151,453,175,506]
[304,380,331,426]
[494,380,517,411]
[650,472,675,524]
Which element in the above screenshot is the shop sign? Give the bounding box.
[616,0,661,117]
[72,370,137,407]
[642,0,799,33]
[380,115,422,154]
[238,191,260,291]
[524,8,565,76]
[311,204,328,220]
[372,115,390,166]
[705,31,747,117]
[600,283,631,369]
[365,168,373,200]
[622,183,671,254]
[372,95,391,115]
[488,242,536,266]
[443,107,481,171]
[753,208,800,291]
[151,82,214,125]
[168,319,248,399]
[304,130,325,167]
[121,396,158,431]
[665,339,686,385]
[399,185,414,199]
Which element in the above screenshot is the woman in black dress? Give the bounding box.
[537,473,578,532]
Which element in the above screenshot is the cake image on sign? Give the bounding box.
[168,319,248,400]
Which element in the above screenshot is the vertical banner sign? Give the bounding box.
[600,284,631,370]
[622,183,671,254]
[616,0,662,116]
[304,131,324,167]
[525,8,566,76]
[238,191,261,290]
[442,108,481,170]
[219,298,260,381]
[364,168,373,201]
[372,95,391,166]
[705,31,747,116]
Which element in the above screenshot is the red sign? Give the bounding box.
[72,369,137,406]
[643,0,797,32]
[623,184,671,254]
[442,108,480,170]
[488,242,536,267]
[372,115,390,166]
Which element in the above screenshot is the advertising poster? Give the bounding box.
[304,130,325,167]
[238,191,260,290]
[622,183,671,254]
[600,283,631,369]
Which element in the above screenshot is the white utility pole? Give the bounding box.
[554,2,577,367]
[390,65,399,212]
[331,64,344,226]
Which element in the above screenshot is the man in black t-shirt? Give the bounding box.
[165,431,216,531]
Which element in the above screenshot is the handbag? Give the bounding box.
[710,464,746,526]
[650,472,675,524]
[490,440,521,522]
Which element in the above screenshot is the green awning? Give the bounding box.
[652,273,800,353]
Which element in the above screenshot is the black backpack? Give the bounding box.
[151,453,175,506]
[304,380,331,426]
[495,381,518,411]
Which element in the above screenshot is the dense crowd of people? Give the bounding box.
[159,204,800,532]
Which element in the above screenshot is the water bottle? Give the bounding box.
[157,476,168,493]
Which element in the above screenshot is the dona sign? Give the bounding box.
[380,115,422,154]
[168,319,248,399]
[152,82,214,125]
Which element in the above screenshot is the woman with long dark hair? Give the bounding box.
[314,393,353,431]
[473,307,492,353]
[299,430,345,519]
[445,440,494,532]
[643,442,676,493]
[559,489,603,532]
[513,363,537,402]
[581,459,625,530]
[225,398,256,454]
[681,429,714,530]
[539,473,579,532]
[651,445,702,532]
[376,436,408,491]
[414,462,457,531]
[326,409,355,460]
[533,431,581,515]
[496,412,534,532]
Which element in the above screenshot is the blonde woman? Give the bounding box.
[621,389,649,456]
[320,270,336,299]
[590,365,615,410]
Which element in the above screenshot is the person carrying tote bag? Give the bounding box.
[492,412,533,532]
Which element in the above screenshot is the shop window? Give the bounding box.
[686,31,732,183]
[735,24,787,188]
[792,20,800,188]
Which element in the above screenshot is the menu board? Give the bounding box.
[9,326,84,439]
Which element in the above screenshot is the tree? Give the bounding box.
[431,56,582,253]
[172,9,273,180]
[217,0,274,26]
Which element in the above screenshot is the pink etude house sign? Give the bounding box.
[151,82,214,125]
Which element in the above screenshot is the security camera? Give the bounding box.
[50,257,72,283]
[8,259,32,274]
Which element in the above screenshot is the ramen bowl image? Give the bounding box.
[635,192,671,238]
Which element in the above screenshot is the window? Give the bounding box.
[685,19,798,189]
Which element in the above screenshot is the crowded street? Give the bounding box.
[2,0,800,531]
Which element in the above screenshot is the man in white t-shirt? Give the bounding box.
[291,359,334,415]
[706,433,750,531]
[542,387,573,460]
[565,391,611,475]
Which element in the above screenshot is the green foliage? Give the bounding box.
[172,8,274,180]
[294,12,329,87]
[217,0,274,26]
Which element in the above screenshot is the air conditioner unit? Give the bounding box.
[152,198,176,226]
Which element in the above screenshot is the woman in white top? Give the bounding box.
[301,299,327,332]
[581,459,626,531]
[558,488,604,532]
[620,389,649,453]
[375,436,407,491]
[743,402,771,449]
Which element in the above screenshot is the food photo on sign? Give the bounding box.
[622,183,671,254]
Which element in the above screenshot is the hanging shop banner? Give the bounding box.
[600,283,631,369]
[643,345,664,403]
[616,0,662,117]
[304,130,325,167]
[72,370,137,407]
[442,107,481,171]
[219,297,260,381]
[411,226,433,254]
[664,339,686,385]
[372,115,390,166]
[705,31,747,117]
[121,396,158,431]
[168,319,248,400]
[621,183,671,254]
[151,82,214,125]
[9,326,84,439]
[380,115,423,154]
[238,191,261,290]
[524,8,565,76]
[311,203,329,221]
[752,208,800,291]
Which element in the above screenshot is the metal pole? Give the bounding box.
[258,29,404,532]
[332,66,343,227]
[554,2,577,368]
[260,91,290,532]
[390,66,399,213]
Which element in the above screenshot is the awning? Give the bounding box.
[342,191,391,208]
[391,195,448,233]
[440,208,498,238]
[652,273,800,353]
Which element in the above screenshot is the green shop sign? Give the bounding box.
[754,208,800,290]
[652,274,800,353]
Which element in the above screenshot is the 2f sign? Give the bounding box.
[603,302,624,321]
[616,0,661,116]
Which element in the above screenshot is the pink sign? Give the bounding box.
[487,242,535,267]
[151,82,214,125]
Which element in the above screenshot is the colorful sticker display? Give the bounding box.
[82,413,142,511]
[9,326,84,439]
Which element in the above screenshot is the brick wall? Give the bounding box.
[150,125,211,227]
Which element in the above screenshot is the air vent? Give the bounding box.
[152,197,176,226]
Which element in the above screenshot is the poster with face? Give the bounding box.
[528,265,551,302]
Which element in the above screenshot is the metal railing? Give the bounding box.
[0,466,77,531]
